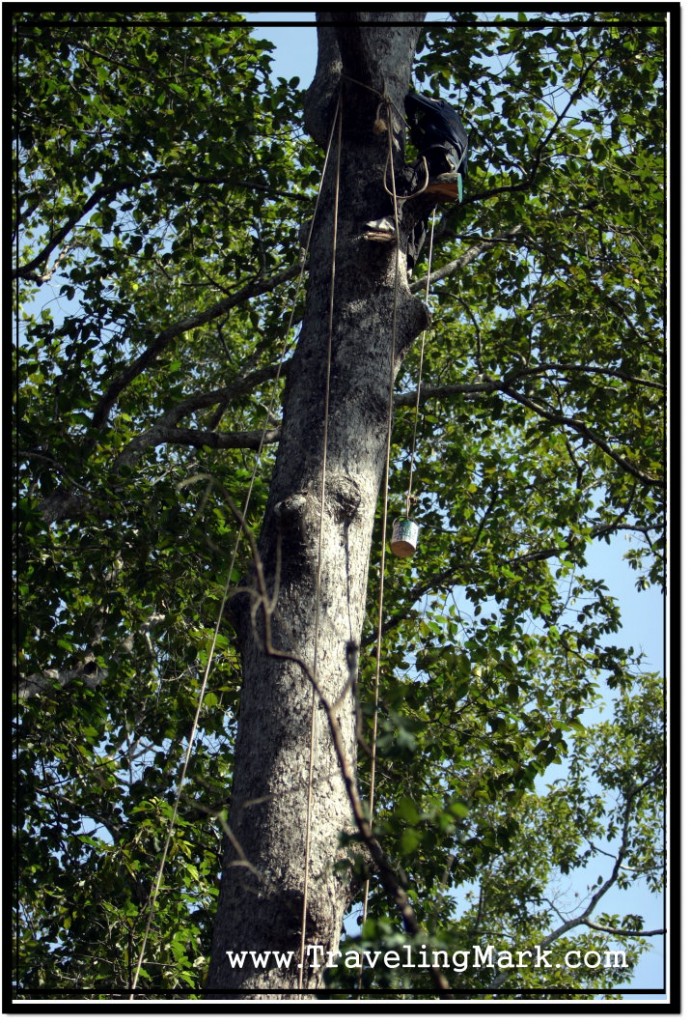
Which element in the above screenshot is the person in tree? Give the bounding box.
[404,90,469,180]
[365,90,469,271]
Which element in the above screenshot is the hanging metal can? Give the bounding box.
[390,517,419,558]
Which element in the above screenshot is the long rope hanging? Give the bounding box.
[359,96,405,954]
[296,89,343,995]
[359,137,438,964]
[129,97,345,999]
[405,207,437,518]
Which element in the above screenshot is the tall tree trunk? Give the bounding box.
[207,13,427,997]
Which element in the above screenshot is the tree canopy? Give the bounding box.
[12,9,667,1001]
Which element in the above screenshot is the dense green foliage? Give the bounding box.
[13,10,666,999]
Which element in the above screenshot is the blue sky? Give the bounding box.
[239,10,668,999]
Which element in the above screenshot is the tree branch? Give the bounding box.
[396,363,662,408]
[15,167,310,284]
[113,361,288,468]
[89,264,301,433]
[488,769,662,990]
[13,182,120,282]
[395,363,662,486]
[362,518,645,648]
[505,362,663,391]
[498,382,663,487]
[410,226,523,293]
[17,613,165,700]
[582,919,664,939]
[116,426,280,464]
[154,362,289,429]
[460,51,603,210]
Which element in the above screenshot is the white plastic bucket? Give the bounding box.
[390,518,419,558]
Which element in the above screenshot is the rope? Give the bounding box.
[358,104,438,992]
[129,96,343,999]
[296,89,343,995]
[359,96,403,974]
[341,72,430,203]
[383,153,430,202]
[405,208,437,518]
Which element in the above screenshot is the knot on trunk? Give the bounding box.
[274,475,362,536]
[328,474,362,523]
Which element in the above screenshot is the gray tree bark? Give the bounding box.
[207,13,428,997]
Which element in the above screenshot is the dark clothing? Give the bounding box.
[403,93,469,269]
[404,91,469,179]
[408,220,428,270]
[366,92,469,272]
